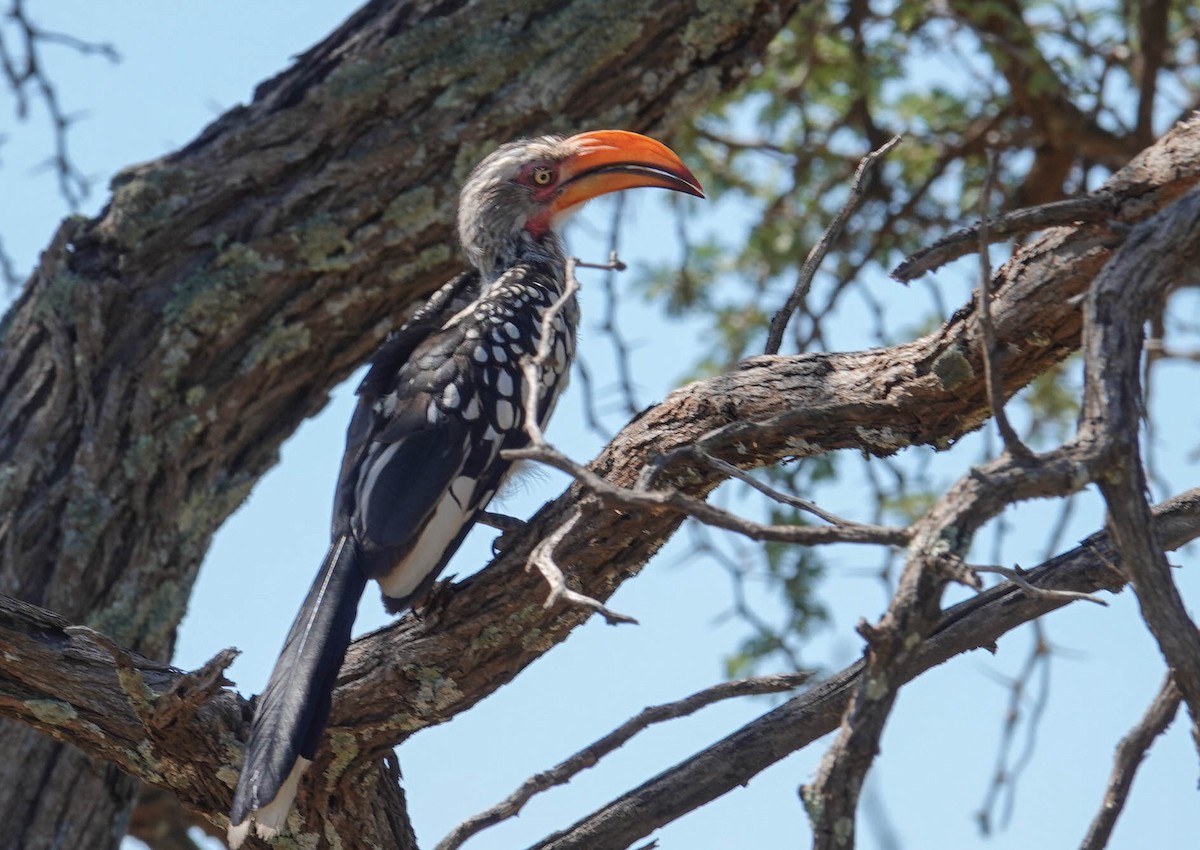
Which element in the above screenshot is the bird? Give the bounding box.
[228,130,703,845]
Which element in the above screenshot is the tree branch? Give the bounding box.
[1080,673,1181,850]
[435,673,810,850]
[763,134,900,355]
[0,0,800,844]
[525,488,1200,850]
[1079,184,1200,746]
[3,66,1200,845]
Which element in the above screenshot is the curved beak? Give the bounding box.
[550,130,705,217]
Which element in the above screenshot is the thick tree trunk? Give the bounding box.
[0,0,797,847]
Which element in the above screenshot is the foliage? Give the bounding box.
[644,0,1200,675]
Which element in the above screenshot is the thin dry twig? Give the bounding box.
[596,194,642,419]
[1080,674,1182,850]
[0,0,119,208]
[972,564,1107,606]
[658,444,907,541]
[974,620,1053,835]
[526,507,637,626]
[763,134,901,355]
[891,196,1116,282]
[976,493,1079,829]
[508,434,910,548]
[515,256,636,625]
[976,149,1033,459]
[433,672,811,850]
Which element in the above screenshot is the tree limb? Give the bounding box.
[525,488,1200,850]
[0,0,800,845]
[1079,184,1200,746]
[1080,673,1181,850]
[434,673,811,850]
[4,71,1200,848]
[3,488,1196,850]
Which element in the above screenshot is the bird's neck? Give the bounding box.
[476,228,567,284]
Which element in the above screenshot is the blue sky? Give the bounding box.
[2,4,1198,850]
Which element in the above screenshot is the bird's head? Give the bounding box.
[457,130,704,278]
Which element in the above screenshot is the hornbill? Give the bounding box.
[228,130,703,845]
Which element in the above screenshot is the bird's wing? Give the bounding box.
[335,264,556,608]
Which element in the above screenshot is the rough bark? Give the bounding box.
[0,111,1196,847]
[3,3,1199,846]
[3,487,1196,848]
[0,0,799,847]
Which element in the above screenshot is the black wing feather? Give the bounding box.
[353,417,468,554]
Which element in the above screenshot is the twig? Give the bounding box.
[526,507,636,625]
[691,522,810,673]
[974,620,1053,835]
[1080,674,1181,850]
[662,444,905,541]
[972,564,1107,606]
[976,149,1033,460]
[433,672,811,850]
[0,0,120,208]
[515,260,636,624]
[506,436,910,548]
[596,193,642,418]
[476,511,527,533]
[891,195,1116,282]
[763,134,901,355]
[975,493,1079,829]
[515,255,588,443]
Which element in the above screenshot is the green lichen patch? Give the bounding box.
[122,435,160,481]
[294,215,355,272]
[383,185,440,233]
[164,242,278,334]
[61,477,115,562]
[326,729,360,777]
[241,321,313,372]
[932,346,975,390]
[26,699,77,725]
[469,624,504,651]
[108,166,196,248]
[402,663,464,715]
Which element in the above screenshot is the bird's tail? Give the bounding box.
[229,535,367,847]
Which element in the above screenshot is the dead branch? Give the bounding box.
[976,149,1032,459]
[526,507,637,626]
[891,195,1117,282]
[524,488,1200,850]
[764,135,901,355]
[804,181,1200,849]
[434,672,810,850]
[971,564,1107,606]
[1080,674,1181,850]
[1079,185,1200,745]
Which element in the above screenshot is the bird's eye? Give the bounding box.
[529,166,555,187]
